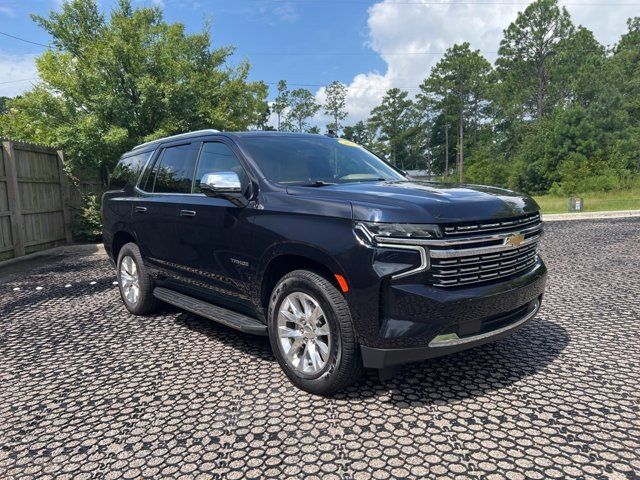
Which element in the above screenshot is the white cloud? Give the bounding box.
[336,0,638,124]
[0,6,17,17]
[272,3,299,23]
[0,52,39,97]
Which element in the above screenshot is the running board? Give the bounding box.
[153,287,268,336]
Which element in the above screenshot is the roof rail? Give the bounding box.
[132,129,220,151]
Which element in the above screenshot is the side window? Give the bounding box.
[109,151,151,190]
[194,142,248,193]
[152,143,199,194]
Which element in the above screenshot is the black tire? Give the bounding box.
[267,270,365,395]
[116,242,158,315]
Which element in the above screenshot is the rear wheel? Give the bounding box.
[116,242,158,315]
[267,270,364,395]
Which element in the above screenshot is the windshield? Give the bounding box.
[241,136,406,185]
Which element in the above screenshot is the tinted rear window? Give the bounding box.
[151,143,199,193]
[109,151,152,190]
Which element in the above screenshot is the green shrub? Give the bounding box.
[72,194,103,242]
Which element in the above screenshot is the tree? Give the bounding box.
[611,18,640,122]
[287,88,320,132]
[343,120,384,155]
[254,103,271,130]
[419,43,491,182]
[324,81,348,133]
[0,0,268,185]
[0,97,11,115]
[369,88,414,166]
[272,80,290,131]
[495,0,574,121]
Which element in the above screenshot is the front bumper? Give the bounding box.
[359,258,547,368]
[361,297,541,368]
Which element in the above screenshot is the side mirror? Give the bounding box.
[200,171,247,207]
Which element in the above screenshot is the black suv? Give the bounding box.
[102,129,547,395]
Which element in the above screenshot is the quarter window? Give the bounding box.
[152,143,199,194]
[109,151,151,190]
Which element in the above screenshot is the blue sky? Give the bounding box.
[0,1,385,100]
[1,0,638,126]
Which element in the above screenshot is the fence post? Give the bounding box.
[56,150,74,243]
[2,140,26,257]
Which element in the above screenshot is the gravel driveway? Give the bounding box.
[1,218,639,479]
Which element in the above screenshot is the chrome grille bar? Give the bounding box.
[443,212,540,236]
[427,213,542,288]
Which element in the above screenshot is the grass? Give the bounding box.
[533,189,640,214]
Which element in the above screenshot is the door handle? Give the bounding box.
[180,210,196,217]
[134,206,147,213]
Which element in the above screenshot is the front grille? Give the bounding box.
[443,212,541,236]
[426,213,542,288]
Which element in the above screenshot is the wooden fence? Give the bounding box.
[0,139,101,261]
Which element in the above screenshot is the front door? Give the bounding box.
[171,140,255,311]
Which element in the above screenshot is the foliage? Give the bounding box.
[0,97,10,115]
[338,0,640,196]
[324,81,348,134]
[272,80,290,131]
[495,0,574,120]
[0,0,268,185]
[418,42,491,181]
[369,88,415,166]
[286,88,321,133]
[2,0,639,198]
[72,193,103,241]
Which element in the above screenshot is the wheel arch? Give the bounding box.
[258,244,348,310]
[111,230,137,261]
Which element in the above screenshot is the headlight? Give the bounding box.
[355,221,442,244]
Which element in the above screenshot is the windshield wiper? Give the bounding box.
[342,177,390,183]
[297,181,338,187]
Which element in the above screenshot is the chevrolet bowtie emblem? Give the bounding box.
[505,233,525,247]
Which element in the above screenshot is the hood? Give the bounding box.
[285,180,539,223]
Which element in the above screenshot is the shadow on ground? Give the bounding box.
[173,307,569,406]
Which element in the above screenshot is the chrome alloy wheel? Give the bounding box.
[119,255,140,305]
[277,292,332,375]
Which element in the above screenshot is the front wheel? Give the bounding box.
[267,270,364,395]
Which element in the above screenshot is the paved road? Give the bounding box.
[1,219,639,479]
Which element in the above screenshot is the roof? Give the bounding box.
[229,131,328,138]
[132,129,220,151]
[131,130,331,152]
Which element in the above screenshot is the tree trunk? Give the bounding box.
[458,113,464,183]
[537,64,544,120]
[391,142,396,166]
[444,124,449,178]
[473,97,478,146]
[100,163,109,188]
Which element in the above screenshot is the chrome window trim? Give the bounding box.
[133,186,207,197]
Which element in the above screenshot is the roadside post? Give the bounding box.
[569,196,584,212]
